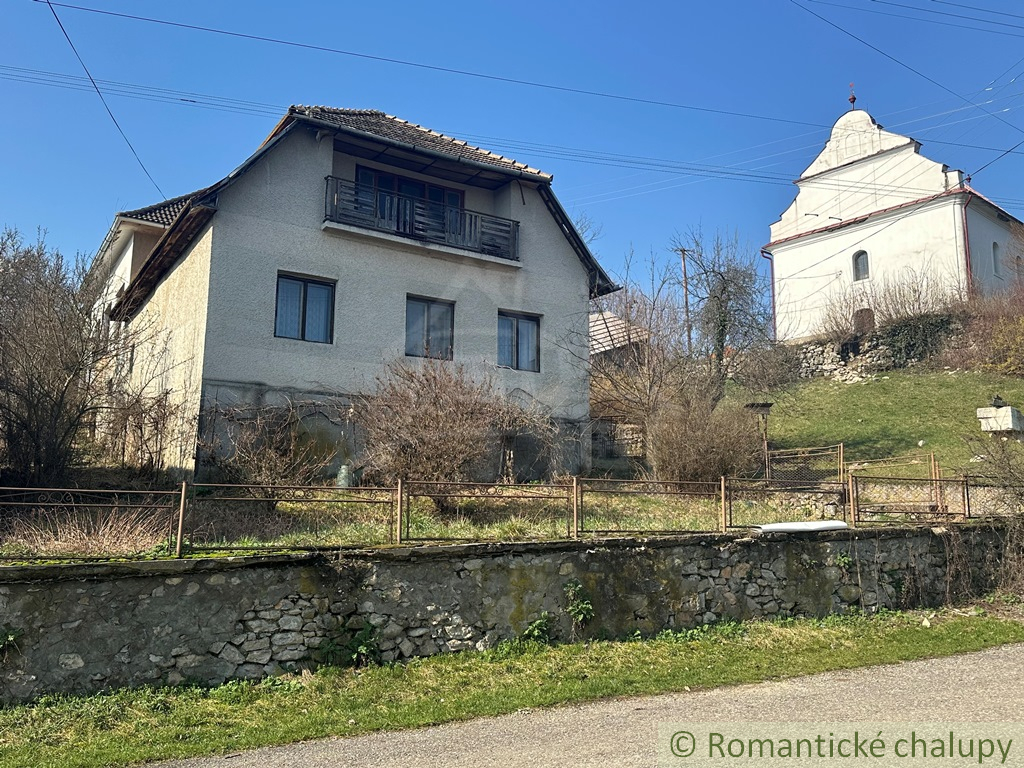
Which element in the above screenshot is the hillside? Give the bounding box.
[768,369,1024,472]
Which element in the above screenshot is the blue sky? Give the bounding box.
[5,0,1024,279]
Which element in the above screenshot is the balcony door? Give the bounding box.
[357,166,462,242]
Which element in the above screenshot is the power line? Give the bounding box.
[866,0,1024,31]
[929,0,1024,22]
[792,0,1024,178]
[42,1,164,198]
[803,0,1024,38]
[9,60,1024,211]
[33,0,823,129]
[791,0,1024,137]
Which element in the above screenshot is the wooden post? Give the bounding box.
[838,442,845,484]
[847,472,857,527]
[720,476,728,532]
[963,477,971,521]
[571,476,580,539]
[395,478,404,545]
[174,481,188,558]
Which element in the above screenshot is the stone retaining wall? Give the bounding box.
[0,525,1003,705]
[798,339,898,382]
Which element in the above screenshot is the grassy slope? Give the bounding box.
[1,611,1023,768]
[767,369,1024,470]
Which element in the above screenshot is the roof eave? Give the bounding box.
[763,188,966,251]
[537,184,618,299]
[111,202,217,319]
[287,112,554,185]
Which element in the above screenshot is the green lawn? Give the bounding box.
[2,610,1023,768]
[768,369,1024,471]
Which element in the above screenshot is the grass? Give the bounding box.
[769,369,1024,470]
[1,609,1023,768]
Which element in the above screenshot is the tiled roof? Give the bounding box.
[289,106,551,180]
[119,191,197,227]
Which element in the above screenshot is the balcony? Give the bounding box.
[324,176,520,262]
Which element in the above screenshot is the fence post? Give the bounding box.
[720,476,727,532]
[847,472,857,527]
[963,477,971,521]
[838,442,845,483]
[571,476,580,539]
[395,478,405,545]
[174,481,188,558]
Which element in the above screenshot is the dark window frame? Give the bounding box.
[274,273,336,344]
[852,250,870,282]
[405,295,455,360]
[498,311,541,372]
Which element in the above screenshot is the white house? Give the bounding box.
[92,106,616,477]
[764,107,1022,342]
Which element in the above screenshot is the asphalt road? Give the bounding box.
[154,644,1024,768]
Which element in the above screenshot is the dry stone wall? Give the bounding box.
[0,526,1002,705]
[798,339,898,382]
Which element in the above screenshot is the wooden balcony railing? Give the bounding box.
[324,176,520,262]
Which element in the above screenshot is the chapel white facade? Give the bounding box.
[765,108,1021,342]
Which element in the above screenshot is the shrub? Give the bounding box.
[199,399,347,493]
[646,398,762,482]
[354,359,556,484]
[876,311,962,366]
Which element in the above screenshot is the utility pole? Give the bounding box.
[678,247,693,355]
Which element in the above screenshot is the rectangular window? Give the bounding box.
[275,274,335,343]
[406,296,454,359]
[498,312,540,372]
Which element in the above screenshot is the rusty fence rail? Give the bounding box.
[0,485,186,561]
[766,444,844,484]
[402,480,574,542]
[725,479,848,529]
[183,483,399,551]
[847,475,1024,524]
[2,474,1023,560]
[577,478,722,535]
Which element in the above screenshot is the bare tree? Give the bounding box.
[353,359,556,485]
[673,229,778,402]
[572,211,603,248]
[0,227,185,485]
[588,250,692,467]
[587,233,786,479]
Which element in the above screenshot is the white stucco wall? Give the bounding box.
[201,126,591,424]
[128,226,213,473]
[967,202,1019,293]
[772,198,967,341]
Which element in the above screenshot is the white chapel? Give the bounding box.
[764,101,1021,342]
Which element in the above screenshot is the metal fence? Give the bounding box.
[183,483,398,551]
[577,478,723,534]
[846,452,939,481]
[725,480,848,528]
[402,481,574,541]
[0,485,185,561]
[2,474,1021,560]
[766,444,844,483]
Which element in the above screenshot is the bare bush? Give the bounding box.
[818,266,964,344]
[200,399,347,492]
[950,285,1024,374]
[354,359,557,485]
[587,239,788,481]
[646,398,762,482]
